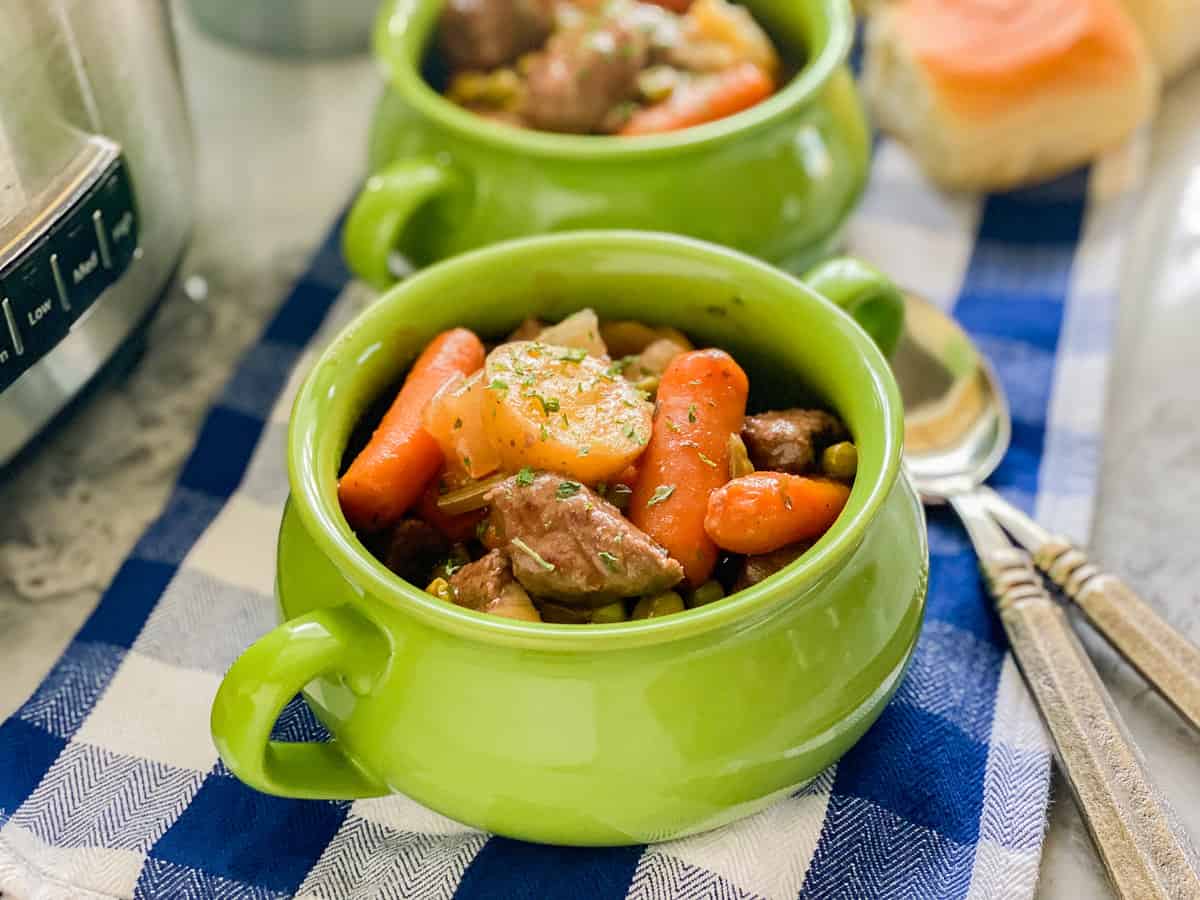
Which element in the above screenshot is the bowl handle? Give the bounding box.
[211,605,391,799]
[802,257,905,358]
[343,157,464,290]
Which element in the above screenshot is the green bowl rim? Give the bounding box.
[288,231,905,651]
[372,0,855,161]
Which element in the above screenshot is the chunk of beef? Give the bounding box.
[486,472,684,604]
[385,519,452,585]
[449,549,513,609]
[448,549,542,621]
[732,542,811,592]
[522,20,649,133]
[439,0,554,71]
[741,409,848,474]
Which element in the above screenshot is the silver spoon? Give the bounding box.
[894,290,1200,899]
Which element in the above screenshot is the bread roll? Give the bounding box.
[863,0,1158,191]
[1119,0,1200,79]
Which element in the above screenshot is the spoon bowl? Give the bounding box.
[894,291,1011,501]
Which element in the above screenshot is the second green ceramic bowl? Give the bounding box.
[211,232,928,845]
[344,0,871,288]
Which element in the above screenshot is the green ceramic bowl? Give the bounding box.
[211,232,927,846]
[343,0,871,289]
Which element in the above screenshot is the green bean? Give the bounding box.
[633,375,660,396]
[687,580,725,608]
[446,69,524,111]
[632,591,686,620]
[590,601,628,624]
[821,441,858,480]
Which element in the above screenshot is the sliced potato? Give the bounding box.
[624,336,691,394]
[507,317,545,341]
[423,371,501,479]
[487,582,543,622]
[482,341,653,482]
[684,0,780,75]
[599,320,660,358]
[537,309,607,358]
[600,320,694,358]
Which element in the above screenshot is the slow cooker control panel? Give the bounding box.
[0,150,140,394]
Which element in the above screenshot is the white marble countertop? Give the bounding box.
[0,6,1197,897]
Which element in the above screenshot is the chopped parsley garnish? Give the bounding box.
[540,423,549,441]
[536,395,560,414]
[606,357,635,377]
[475,519,490,541]
[560,347,588,362]
[556,481,582,500]
[461,455,471,470]
[516,466,536,486]
[578,445,590,457]
[646,484,675,507]
[488,378,509,392]
[596,482,608,497]
[687,403,697,423]
[453,417,463,430]
[697,451,717,468]
[598,550,621,572]
[666,418,681,433]
[512,537,555,572]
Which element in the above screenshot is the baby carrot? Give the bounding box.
[704,472,850,555]
[629,349,749,586]
[338,328,485,532]
[620,62,774,137]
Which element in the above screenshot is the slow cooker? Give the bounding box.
[0,0,193,467]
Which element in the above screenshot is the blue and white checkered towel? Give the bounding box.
[0,121,1143,898]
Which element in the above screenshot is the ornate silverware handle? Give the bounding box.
[979,487,1200,735]
[950,494,1200,899]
